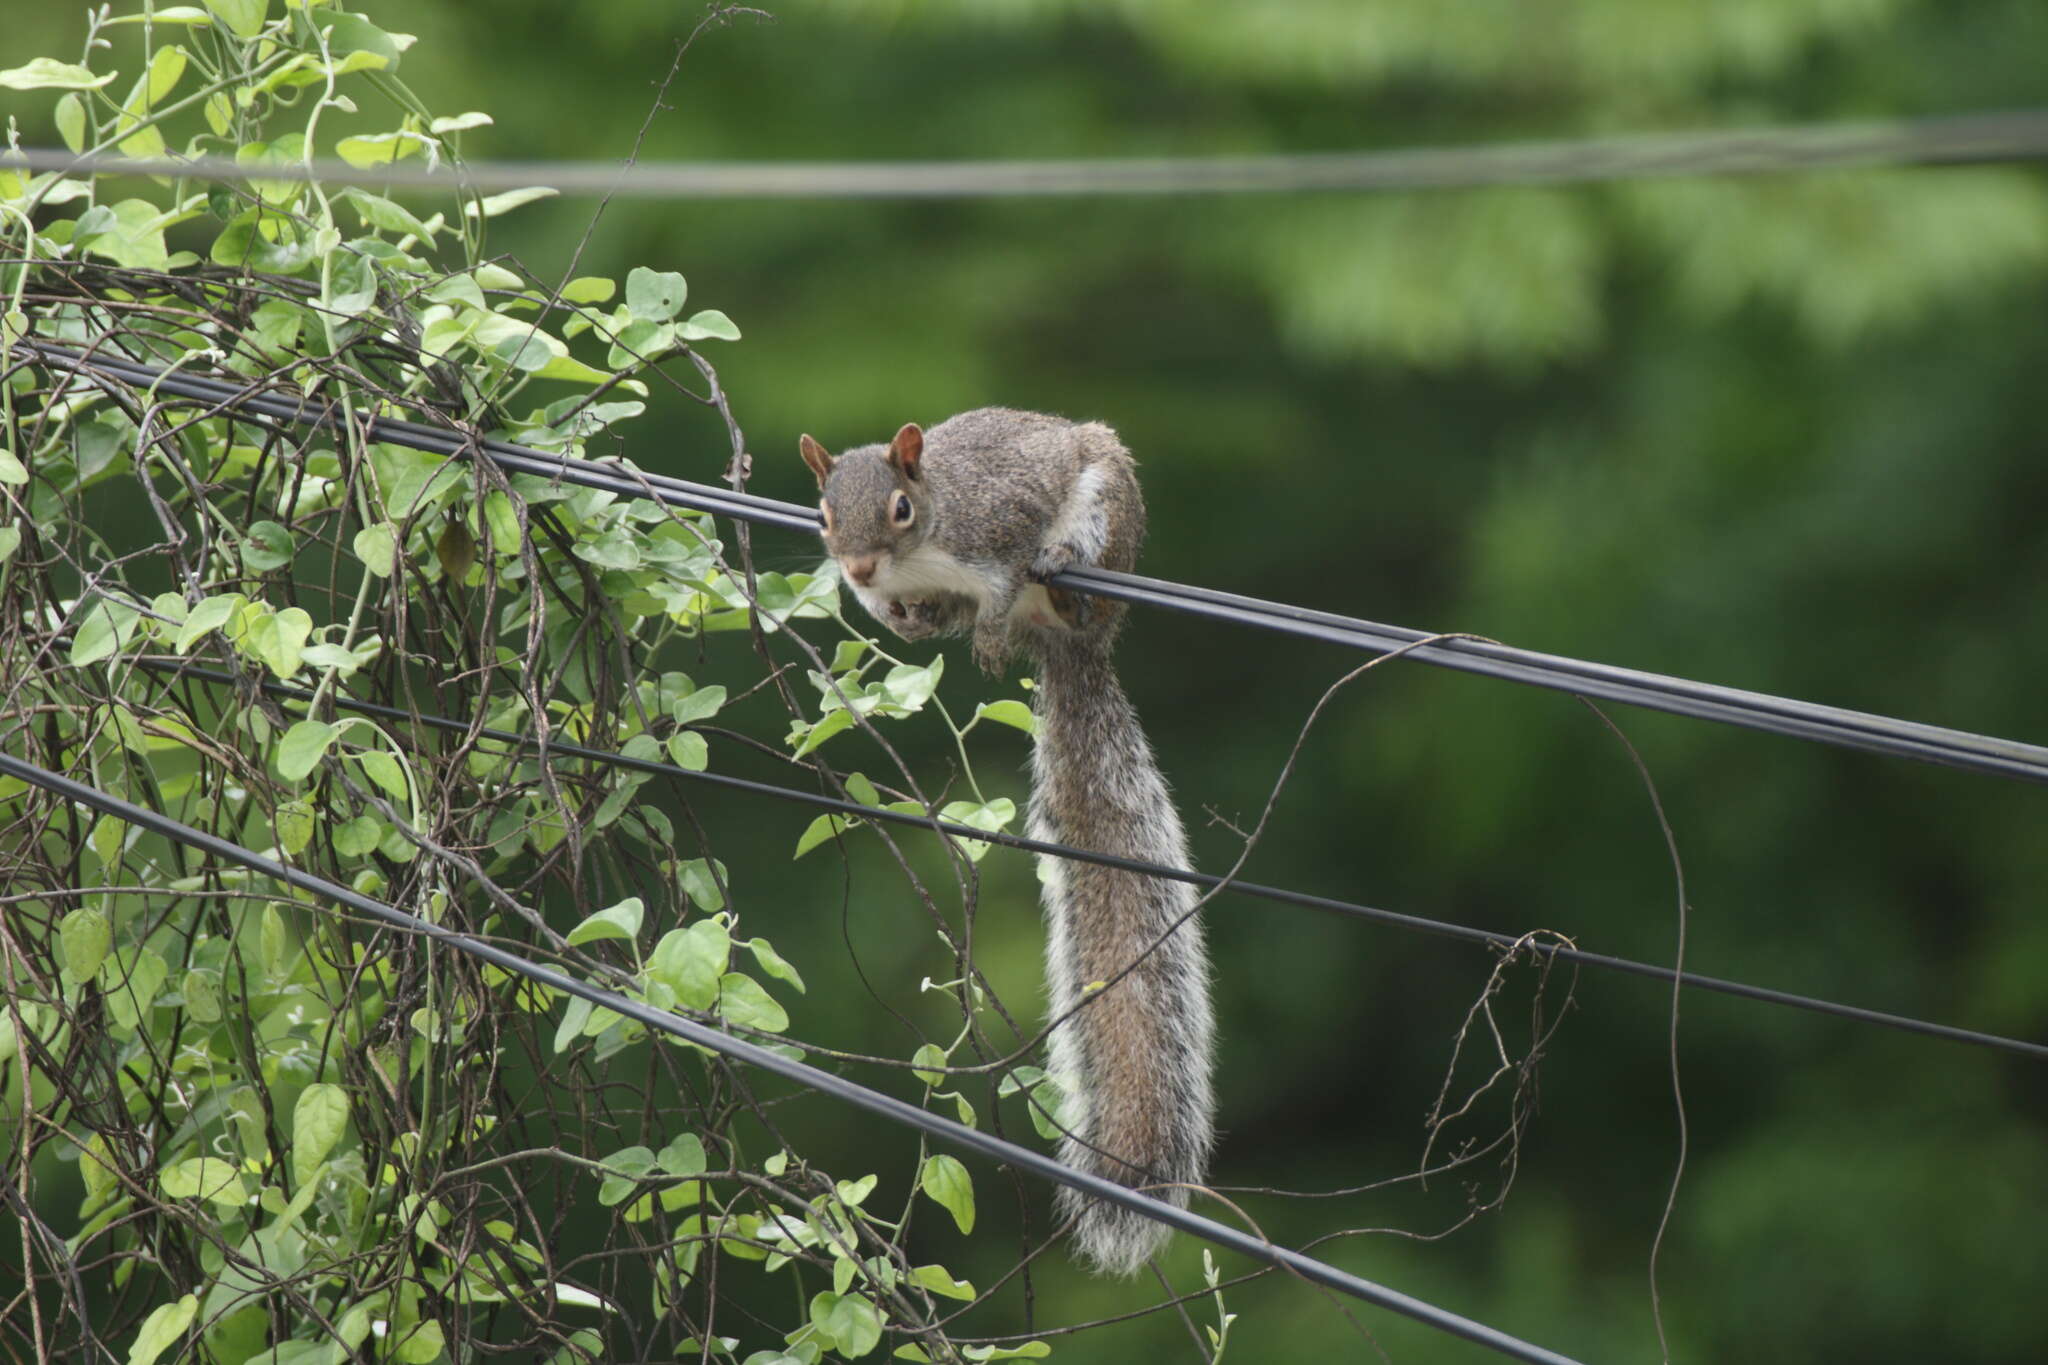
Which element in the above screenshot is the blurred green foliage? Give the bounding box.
[9,0,2046,1359]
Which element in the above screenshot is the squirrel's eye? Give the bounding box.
[890,492,914,527]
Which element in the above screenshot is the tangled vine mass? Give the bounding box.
[0,6,1563,1363]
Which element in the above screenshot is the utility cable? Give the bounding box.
[8,108,2048,198]
[136,660,2048,1062]
[29,340,2048,786]
[0,747,1585,1365]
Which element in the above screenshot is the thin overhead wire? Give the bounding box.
[0,747,1585,1365]
[27,340,2048,786]
[138,660,2048,1062]
[8,108,2048,198]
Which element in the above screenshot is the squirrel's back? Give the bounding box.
[920,409,1145,633]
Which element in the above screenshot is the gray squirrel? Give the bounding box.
[799,408,1215,1275]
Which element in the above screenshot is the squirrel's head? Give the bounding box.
[798,423,931,587]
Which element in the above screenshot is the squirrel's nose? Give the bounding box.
[844,555,879,587]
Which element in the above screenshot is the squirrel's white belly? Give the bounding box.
[876,544,1070,630]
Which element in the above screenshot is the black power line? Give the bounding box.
[8,109,2048,198]
[137,660,2048,1062]
[29,340,2048,786]
[0,747,1585,1365]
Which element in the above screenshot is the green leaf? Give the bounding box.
[920,1155,975,1234]
[657,1133,707,1178]
[553,996,594,1054]
[75,198,174,269]
[276,719,338,782]
[567,897,644,947]
[0,59,114,90]
[961,1346,1050,1361]
[126,1294,198,1365]
[809,1292,883,1359]
[334,130,433,169]
[716,973,788,1033]
[59,907,111,983]
[481,491,521,549]
[70,596,140,667]
[1022,1075,1066,1141]
[241,519,294,572]
[573,528,642,571]
[104,947,167,1030]
[532,353,614,385]
[669,684,726,725]
[666,731,708,772]
[90,814,127,867]
[973,699,1037,736]
[342,187,433,240]
[298,642,359,676]
[159,1156,245,1204]
[744,938,805,993]
[182,968,222,1024]
[596,1145,657,1205]
[830,638,871,674]
[0,526,19,564]
[248,297,305,354]
[492,332,553,372]
[275,798,315,855]
[880,658,943,712]
[465,186,558,219]
[910,1265,976,1301]
[393,1321,443,1365]
[793,812,857,859]
[291,1083,348,1184]
[332,815,381,856]
[324,251,378,317]
[648,919,728,1011]
[104,6,214,24]
[790,708,856,758]
[0,448,25,486]
[911,1044,946,1087]
[145,44,188,103]
[560,276,614,304]
[321,12,403,67]
[210,209,314,273]
[352,521,398,576]
[429,111,492,134]
[77,1133,119,1210]
[245,606,314,677]
[625,267,687,321]
[358,750,408,801]
[935,798,1017,863]
[678,309,741,342]
[53,92,86,151]
[202,0,270,40]
[679,858,726,912]
[174,593,243,652]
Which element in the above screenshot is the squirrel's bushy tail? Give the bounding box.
[1028,631,1214,1276]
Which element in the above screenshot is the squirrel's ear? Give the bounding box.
[798,434,834,487]
[889,423,925,481]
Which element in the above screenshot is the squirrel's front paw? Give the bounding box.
[883,598,942,641]
[1030,541,1083,582]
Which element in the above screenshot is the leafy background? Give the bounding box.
[8,1,2047,1360]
